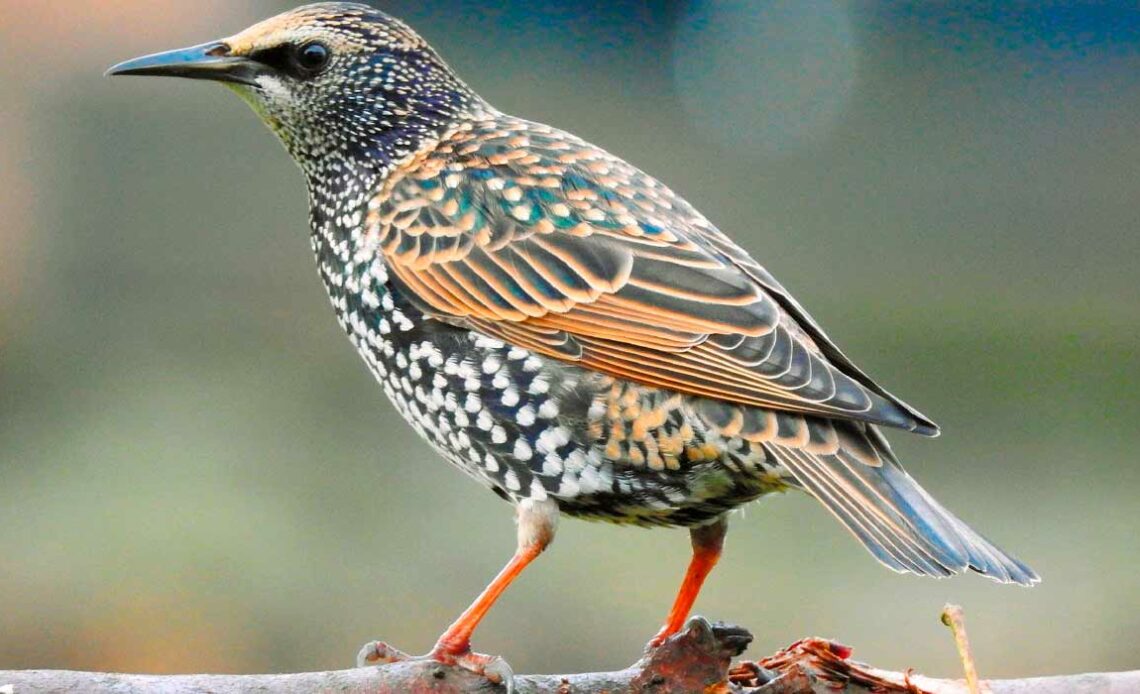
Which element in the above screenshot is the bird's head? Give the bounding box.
[109,3,478,174]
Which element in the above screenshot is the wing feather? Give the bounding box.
[374,118,939,434]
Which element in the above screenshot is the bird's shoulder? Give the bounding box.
[375,114,704,246]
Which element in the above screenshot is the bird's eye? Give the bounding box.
[295,42,330,74]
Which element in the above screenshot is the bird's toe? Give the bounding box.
[355,640,412,668]
[429,644,514,686]
[356,640,514,691]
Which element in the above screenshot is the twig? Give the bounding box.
[1,617,1138,693]
[941,604,980,694]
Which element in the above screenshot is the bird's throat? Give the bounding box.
[224,82,291,146]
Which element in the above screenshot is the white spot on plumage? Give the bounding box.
[578,465,601,495]
[563,449,589,475]
[556,476,580,497]
[542,453,564,476]
[473,336,506,350]
[476,410,493,431]
[537,400,559,419]
[490,425,507,444]
[536,426,570,455]
[484,452,500,473]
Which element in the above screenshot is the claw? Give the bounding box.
[356,640,411,667]
[456,653,513,691]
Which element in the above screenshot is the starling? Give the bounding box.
[109,2,1038,680]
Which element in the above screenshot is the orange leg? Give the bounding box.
[649,516,728,648]
[431,498,558,659]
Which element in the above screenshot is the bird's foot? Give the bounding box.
[356,639,514,692]
[429,645,514,687]
[632,617,755,691]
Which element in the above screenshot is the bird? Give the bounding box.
[108,1,1038,682]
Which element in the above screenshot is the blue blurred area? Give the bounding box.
[883,1,1140,58]
[1,0,1137,680]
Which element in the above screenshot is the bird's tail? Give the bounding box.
[769,423,1039,586]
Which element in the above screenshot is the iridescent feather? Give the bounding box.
[372,117,939,435]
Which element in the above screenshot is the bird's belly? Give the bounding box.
[344,309,787,527]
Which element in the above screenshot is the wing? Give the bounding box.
[370,117,938,435]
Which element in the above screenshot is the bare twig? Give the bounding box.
[941,604,980,694]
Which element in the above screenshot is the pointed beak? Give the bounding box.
[106,41,265,87]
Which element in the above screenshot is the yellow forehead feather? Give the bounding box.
[220,5,424,57]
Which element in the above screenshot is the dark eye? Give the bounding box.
[249,41,331,80]
[295,42,330,74]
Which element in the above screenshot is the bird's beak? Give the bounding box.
[106,41,265,87]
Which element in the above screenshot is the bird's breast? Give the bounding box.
[324,277,784,527]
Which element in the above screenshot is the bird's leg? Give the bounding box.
[429,498,558,669]
[648,515,728,648]
[357,499,557,687]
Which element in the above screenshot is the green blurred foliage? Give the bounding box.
[1,0,1138,679]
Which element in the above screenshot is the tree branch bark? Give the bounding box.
[2,618,1136,693]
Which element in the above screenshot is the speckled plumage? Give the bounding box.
[110,1,1038,670]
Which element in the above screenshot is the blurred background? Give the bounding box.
[2,0,1138,681]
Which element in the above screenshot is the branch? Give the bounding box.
[2,618,1136,693]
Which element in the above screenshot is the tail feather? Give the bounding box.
[787,448,955,576]
[768,422,1040,586]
